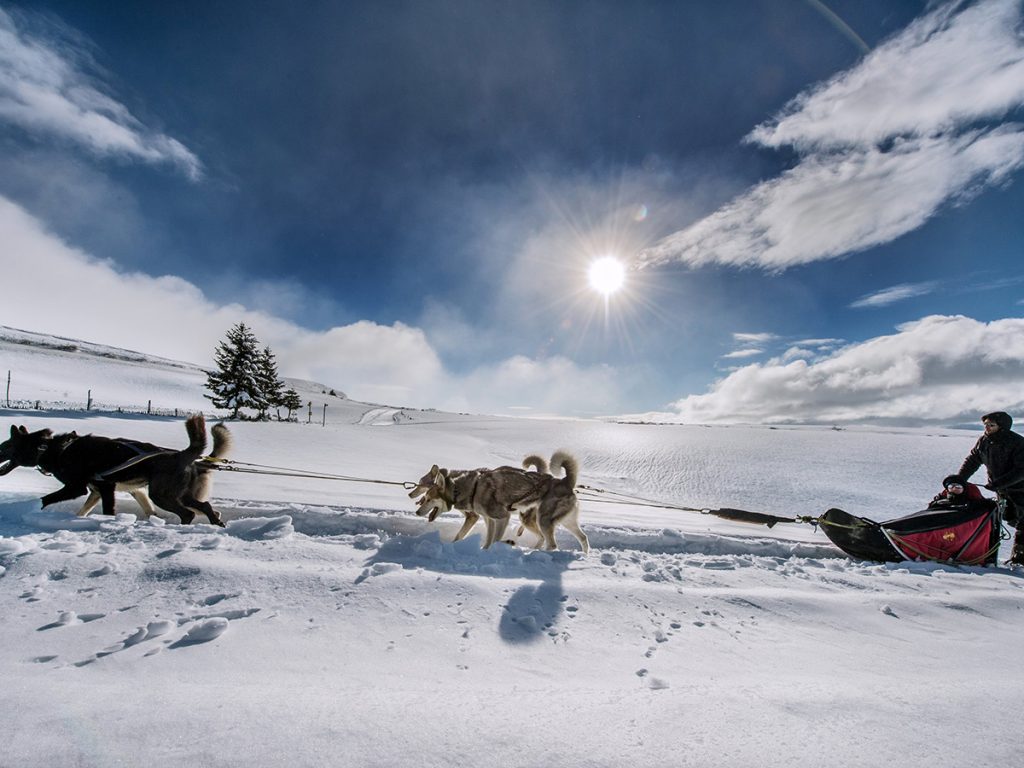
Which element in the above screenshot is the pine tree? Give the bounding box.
[204,322,262,419]
[280,388,303,421]
[256,346,285,420]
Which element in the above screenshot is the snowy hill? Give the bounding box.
[0,329,1020,768]
[0,324,363,419]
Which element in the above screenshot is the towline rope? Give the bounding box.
[576,483,826,527]
[200,458,828,526]
[197,458,419,491]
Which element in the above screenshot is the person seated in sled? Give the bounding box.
[928,475,993,511]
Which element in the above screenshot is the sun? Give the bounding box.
[587,255,626,297]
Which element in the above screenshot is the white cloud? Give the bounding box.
[638,0,1024,271]
[657,315,1024,424]
[850,281,938,308]
[722,348,763,360]
[0,195,627,415]
[639,128,1024,270]
[0,8,201,179]
[750,0,1024,150]
[780,346,815,363]
[451,356,630,417]
[793,338,842,348]
[732,332,776,344]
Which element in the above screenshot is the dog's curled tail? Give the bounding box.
[522,454,549,474]
[209,422,233,461]
[193,421,232,502]
[549,450,578,487]
[183,414,209,462]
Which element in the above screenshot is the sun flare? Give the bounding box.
[587,256,626,297]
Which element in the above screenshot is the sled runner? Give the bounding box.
[820,500,1001,566]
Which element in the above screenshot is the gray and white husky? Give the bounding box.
[408,451,589,552]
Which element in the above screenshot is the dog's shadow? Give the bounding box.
[361,530,582,645]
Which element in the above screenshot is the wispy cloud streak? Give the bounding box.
[639,0,1024,272]
[851,281,938,308]
[0,9,202,179]
[722,348,764,360]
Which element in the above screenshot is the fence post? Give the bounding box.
[147,400,152,415]
[307,401,312,424]
[322,403,327,427]
[5,370,9,407]
[87,390,92,411]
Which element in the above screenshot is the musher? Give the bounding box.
[956,411,1024,566]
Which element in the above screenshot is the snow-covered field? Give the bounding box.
[1,332,1022,767]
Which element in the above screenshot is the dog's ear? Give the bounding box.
[12,425,24,437]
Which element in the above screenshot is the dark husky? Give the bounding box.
[0,415,231,526]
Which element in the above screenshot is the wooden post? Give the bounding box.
[307,401,312,423]
[87,389,92,411]
[147,400,152,415]
[5,370,10,407]
[322,403,327,427]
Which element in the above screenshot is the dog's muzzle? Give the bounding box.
[0,459,17,476]
[415,490,450,522]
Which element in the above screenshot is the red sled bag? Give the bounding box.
[821,499,1001,566]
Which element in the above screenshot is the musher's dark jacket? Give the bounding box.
[959,428,1024,494]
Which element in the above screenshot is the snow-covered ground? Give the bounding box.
[1,332,1021,767]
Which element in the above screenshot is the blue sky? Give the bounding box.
[1,0,1023,422]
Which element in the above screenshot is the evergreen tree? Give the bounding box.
[256,346,285,420]
[204,323,262,419]
[280,388,303,421]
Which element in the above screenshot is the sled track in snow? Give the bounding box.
[219,499,844,561]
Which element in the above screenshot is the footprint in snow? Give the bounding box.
[170,617,229,648]
[200,593,237,606]
[122,620,176,649]
[37,611,104,631]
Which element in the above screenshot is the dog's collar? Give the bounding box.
[39,435,77,470]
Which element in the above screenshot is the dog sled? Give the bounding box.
[817,501,1002,566]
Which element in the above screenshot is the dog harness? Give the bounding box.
[94,442,176,482]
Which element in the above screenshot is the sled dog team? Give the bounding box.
[0,416,589,551]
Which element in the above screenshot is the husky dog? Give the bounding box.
[0,415,232,526]
[408,451,589,552]
[514,453,550,542]
[515,451,590,553]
